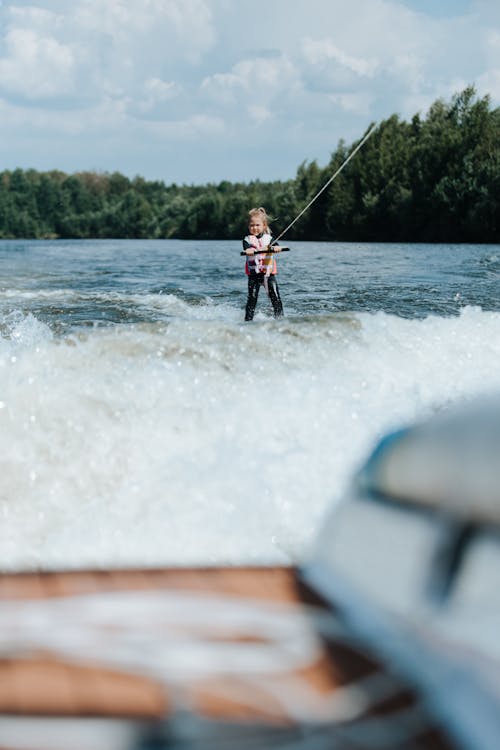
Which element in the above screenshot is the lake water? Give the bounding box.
[1,239,500,570]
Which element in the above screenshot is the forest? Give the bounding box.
[1,87,499,243]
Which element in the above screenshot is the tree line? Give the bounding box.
[1,87,499,243]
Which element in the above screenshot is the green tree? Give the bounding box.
[0,88,499,242]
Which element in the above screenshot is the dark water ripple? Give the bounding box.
[1,239,500,331]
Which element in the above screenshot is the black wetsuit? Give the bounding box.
[242,235,284,321]
[245,273,283,321]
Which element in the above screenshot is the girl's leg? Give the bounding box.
[245,274,260,321]
[267,276,283,317]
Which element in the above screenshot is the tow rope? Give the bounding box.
[273,123,378,245]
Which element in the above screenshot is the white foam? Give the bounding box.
[1,306,500,570]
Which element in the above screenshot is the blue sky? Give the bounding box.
[0,0,498,184]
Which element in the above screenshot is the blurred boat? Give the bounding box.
[1,397,500,749]
[304,397,500,750]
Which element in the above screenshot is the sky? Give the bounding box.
[0,0,499,185]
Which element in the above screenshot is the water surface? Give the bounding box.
[1,240,500,570]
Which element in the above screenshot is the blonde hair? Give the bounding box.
[248,206,271,233]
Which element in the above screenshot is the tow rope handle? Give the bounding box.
[240,247,290,256]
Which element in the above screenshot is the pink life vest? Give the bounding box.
[243,232,277,276]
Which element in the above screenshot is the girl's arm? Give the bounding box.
[243,237,256,255]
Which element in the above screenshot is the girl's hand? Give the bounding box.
[245,248,255,255]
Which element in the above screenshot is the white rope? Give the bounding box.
[273,123,378,244]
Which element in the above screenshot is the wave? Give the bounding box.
[1,305,500,571]
[0,288,233,331]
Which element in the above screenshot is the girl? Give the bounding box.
[242,207,283,321]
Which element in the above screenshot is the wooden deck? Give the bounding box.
[0,566,454,749]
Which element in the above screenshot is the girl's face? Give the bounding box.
[248,216,265,236]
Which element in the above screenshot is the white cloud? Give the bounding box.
[145,78,178,102]
[0,94,129,135]
[247,105,272,124]
[201,55,300,128]
[0,0,497,183]
[7,5,64,31]
[202,56,298,103]
[302,38,378,78]
[127,77,181,118]
[0,0,215,106]
[73,0,215,65]
[0,27,75,99]
[329,91,374,115]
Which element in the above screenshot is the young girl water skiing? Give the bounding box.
[242,207,283,321]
